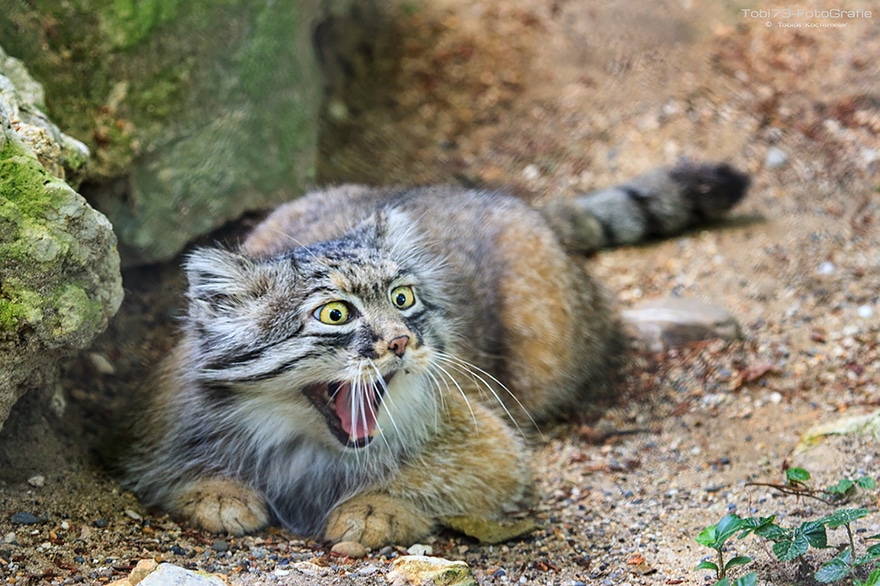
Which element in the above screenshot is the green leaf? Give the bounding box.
[753,521,789,541]
[696,525,719,548]
[823,508,870,529]
[815,548,853,583]
[856,476,877,490]
[696,561,720,572]
[855,544,880,567]
[787,467,811,484]
[724,556,752,570]
[799,520,829,549]
[714,578,730,586]
[698,514,745,549]
[732,572,758,586]
[738,515,777,536]
[773,532,810,562]
[826,478,855,495]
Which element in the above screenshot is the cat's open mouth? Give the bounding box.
[304,372,396,448]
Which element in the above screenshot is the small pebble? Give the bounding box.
[211,539,229,553]
[857,305,873,319]
[88,352,116,375]
[9,512,41,525]
[407,543,433,556]
[522,164,541,180]
[27,475,45,487]
[765,146,788,168]
[93,518,109,528]
[331,540,367,558]
[124,509,143,521]
[817,261,836,275]
[3,532,16,544]
[357,564,381,576]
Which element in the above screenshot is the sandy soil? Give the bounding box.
[1,0,879,584]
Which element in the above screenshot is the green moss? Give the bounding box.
[102,0,181,49]
[51,284,103,340]
[0,137,67,218]
[0,283,43,330]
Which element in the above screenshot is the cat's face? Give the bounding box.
[181,214,454,451]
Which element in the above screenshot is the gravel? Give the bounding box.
[1,0,878,585]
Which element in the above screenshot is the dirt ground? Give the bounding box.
[1,0,879,584]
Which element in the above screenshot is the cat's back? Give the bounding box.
[240,184,541,260]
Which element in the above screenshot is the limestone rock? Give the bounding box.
[0,48,122,432]
[387,555,477,586]
[1,0,364,265]
[109,561,225,586]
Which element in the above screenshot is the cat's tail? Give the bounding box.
[539,162,750,253]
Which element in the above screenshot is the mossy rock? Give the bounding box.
[0,63,122,431]
[0,0,355,264]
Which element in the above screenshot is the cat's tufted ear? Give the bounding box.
[183,247,293,322]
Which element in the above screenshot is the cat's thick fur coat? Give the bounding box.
[119,163,748,547]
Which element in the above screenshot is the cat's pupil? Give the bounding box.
[329,309,343,322]
[395,294,406,307]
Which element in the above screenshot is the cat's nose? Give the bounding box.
[388,335,410,357]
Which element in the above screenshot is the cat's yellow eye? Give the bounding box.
[315,301,352,325]
[390,285,416,310]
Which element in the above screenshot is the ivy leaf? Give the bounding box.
[731,571,758,586]
[773,532,810,562]
[799,520,829,549]
[855,543,880,567]
[752,521,789,542]
[856,476,876,490]
[786,467,811,485]
[825,478,854,496]
[814,547,852,583]
[696,561,719,572]
[823,508,869,529]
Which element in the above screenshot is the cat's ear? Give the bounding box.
[183,247,291,321]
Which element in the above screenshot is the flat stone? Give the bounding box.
[621,297,741,353]
[331,540,368,558]
[387,555,476,586]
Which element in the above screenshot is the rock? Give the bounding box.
[764,146,789,169]
[108,561,225,586]
[797,410,880,452]
[387,555,477,586]
[1,0,367,265]
[621,297,741,353]
[331,540,368,558]
[9,512,42,525]
[0,46,123,435]
[406,543,433,556]
[439,515,539,544]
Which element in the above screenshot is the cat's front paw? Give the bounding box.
[325,493,432,549]
[174,478,268,535]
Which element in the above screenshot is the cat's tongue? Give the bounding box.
[334,382,379,442]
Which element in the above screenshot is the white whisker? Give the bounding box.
[429,361,478,427]
[434,351,542,439]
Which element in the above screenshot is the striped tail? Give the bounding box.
[540,162,750,253]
